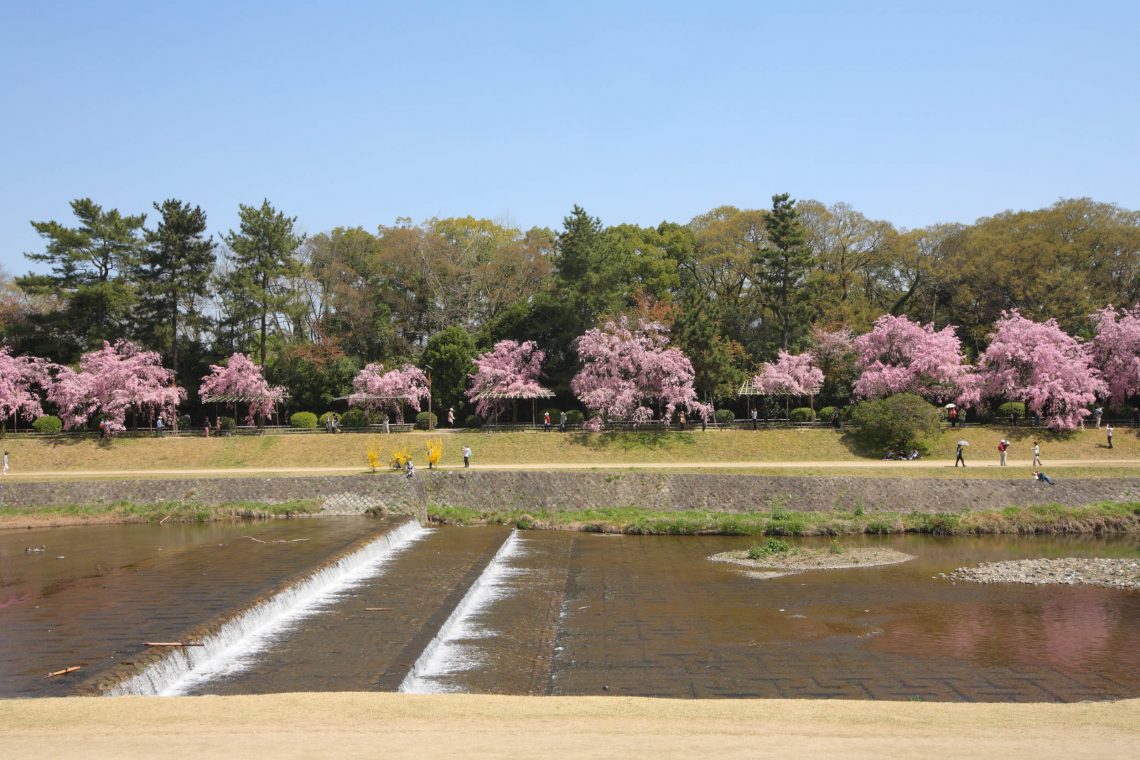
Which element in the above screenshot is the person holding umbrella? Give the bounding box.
[955,440,968,467]
[946,404,959,429]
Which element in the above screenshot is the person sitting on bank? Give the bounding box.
[405,460,416,479]
[1032,471,1055,485]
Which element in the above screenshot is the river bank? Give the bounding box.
[2,499,1139,537]
[0,693,1136,759]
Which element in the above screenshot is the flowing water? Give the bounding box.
[1,520,1137,702]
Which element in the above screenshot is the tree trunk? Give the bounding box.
[171,290,179,376]
[260,271,268,368]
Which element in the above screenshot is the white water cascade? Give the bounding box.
[106,519,427,696]
[399,529,523,693]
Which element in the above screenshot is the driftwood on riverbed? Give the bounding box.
[240,536,311,544]
[46,666,81,678]
[145,642,204,647]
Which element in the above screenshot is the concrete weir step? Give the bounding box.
[187,525,512,695]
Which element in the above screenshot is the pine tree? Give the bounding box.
[219,200,303,367]
[757,194,816,351]
[135,199,216,377]
[19,198,145,356]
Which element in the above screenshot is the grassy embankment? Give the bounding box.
[426,501,1140,537]
[0,425,1136,477]
[4,498,1137,537]
[0,500,321,528]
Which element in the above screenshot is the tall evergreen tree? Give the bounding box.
[18,198,145,356]
[135,199,216,377]
[555,205,606,329]
[219,200,303,367]
[757,193,816,351]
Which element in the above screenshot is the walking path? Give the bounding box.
[4,458,1138,479]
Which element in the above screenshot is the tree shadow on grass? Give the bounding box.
[838,430,891,459]
[984,427,1078,446]
[568,431,694,451]
[43,433,103,449]
[839,429,943,459]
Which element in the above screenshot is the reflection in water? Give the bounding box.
[1,523,1136,702]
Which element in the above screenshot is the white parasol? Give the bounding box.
[944,403,957,409]
[957,440,970,446]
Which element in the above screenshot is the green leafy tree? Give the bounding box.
[673,295,747,403]
[134,199,216,376]
[682,205,768,360]
[848,393,943,454]
[798,200,899,329]
[306,227,396,362]
[422,325,477,416]
[219,200,304,366]
[268,343,361,414]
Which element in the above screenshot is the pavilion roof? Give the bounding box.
[473,387,555,400]
[736,380,764,396]
[202,393,289,403]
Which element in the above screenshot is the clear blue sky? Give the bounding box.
[3,1,1138,274]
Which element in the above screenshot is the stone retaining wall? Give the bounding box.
[1,471,1137,514]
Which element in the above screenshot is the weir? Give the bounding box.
[399,530,523,693]
[104,519,426,696]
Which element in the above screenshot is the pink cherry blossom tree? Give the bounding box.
[853,314,973,403]
[0,347,54,430]
[50,340,185,433]
[348,363,429,423]
[571,317,710,430]
[466,340,547,419]
[1091,304,1140,407]
[962,310,1104,430]
[199,353,286,424]
[811,325,858,405]
[810,326,856,369]
[753,350,824,416]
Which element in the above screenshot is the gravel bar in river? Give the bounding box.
[947,558,1140,590]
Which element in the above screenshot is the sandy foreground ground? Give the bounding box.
[0,693,1136,759]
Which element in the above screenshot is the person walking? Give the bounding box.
[955,442,966,467]
[462,445,471,468]
[156,416,164,437]
[948,407,958,428]
[448,407,455,427]
[750,407,758,430]
[1106,423,1114,449]
[831,408,841,429]
[998,439,1009,466]
[2,451,9,476]
[1094,406,1103,428]
[543,411,551,431]
[383,414,390,434]
[559,411,567,432]
[1032,471,1055,485]
[1032,440,1041,467]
